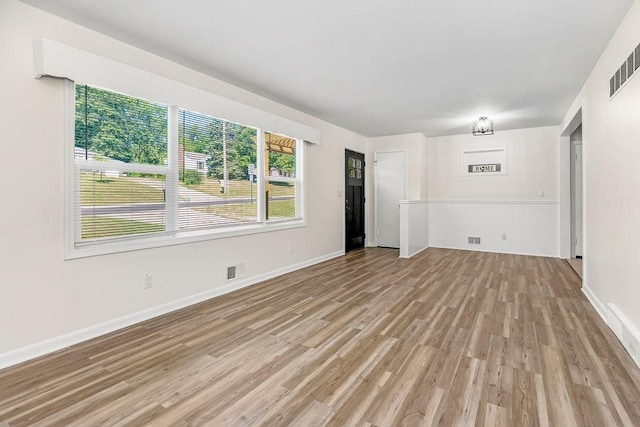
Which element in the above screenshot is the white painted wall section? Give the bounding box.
[571,0,640,366]
[426,126,561,256]
[399,200,429,258]
[428,200,559,256]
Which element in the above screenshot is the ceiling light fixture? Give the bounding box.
[472,117,494,136]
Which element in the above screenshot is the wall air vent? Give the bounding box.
[468,236,481,245]
[610,42,640,99]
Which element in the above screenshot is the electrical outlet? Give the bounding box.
[288,243,293,254]
[144,274,153,289]
[502,233,507,240]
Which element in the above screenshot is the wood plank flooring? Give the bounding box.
[566,258,583,280]
[1,248,640,426]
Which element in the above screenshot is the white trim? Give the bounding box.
[582,284,608,322]
[257,129,266,223]
[559,93,583,260]
[399,199,430,205]
[427,199,559,205]
[34,39,320,144]
[295,139,305,219]
[427,245,554,258]
[69,219,306,259]
[64,79,76,259]
[399,245,429,259]
[607,304,640,368]
[559,135,572,258]
[560,90,583,136]
[581,286,640,369]
[166,106,179,231]
[0,250,344,370]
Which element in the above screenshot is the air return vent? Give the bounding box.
[610,42,639,98]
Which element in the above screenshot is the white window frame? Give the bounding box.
[64,81,308,259]
[263,138,305,224]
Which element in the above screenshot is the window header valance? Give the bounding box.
[33,38,320,144]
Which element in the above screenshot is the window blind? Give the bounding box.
[176,108,259,230]
[75,85,168,242]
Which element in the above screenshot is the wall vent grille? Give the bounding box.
[467,236,481,245]
[610,42,640,99]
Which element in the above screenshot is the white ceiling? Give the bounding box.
[19,0,634,137]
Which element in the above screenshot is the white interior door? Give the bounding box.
[375,151,406,248]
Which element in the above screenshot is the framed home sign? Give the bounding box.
[461,147,507,176]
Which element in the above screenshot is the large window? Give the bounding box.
[70,83,304,256]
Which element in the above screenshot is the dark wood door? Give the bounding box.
[345,149,365,251]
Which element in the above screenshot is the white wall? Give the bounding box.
[428,126,560,200]
[573,0,640,363]
[0,0,369,366]
[427,126,560,256]
[399,200,429,258]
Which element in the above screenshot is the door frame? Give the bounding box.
[373,149,408,248]
[560,103,586,286]
[344,148,366,252]
[570,132,583,258]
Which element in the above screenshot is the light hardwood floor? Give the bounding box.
[1,248,640,426]
[566,258,583,280]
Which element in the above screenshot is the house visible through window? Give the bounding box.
[72,83,304,254]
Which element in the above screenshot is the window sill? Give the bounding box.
[65,218,305,260]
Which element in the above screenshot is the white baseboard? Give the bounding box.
[582,285,640,369]
[607,303,640,368]
[0,250,344,370]
[582,284,607,321]
[399,245,430,259]
[427,244,556,258]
